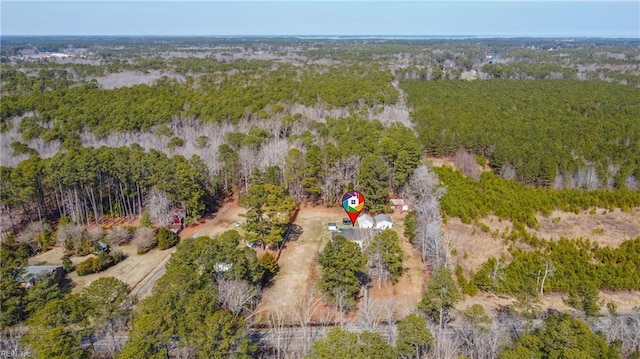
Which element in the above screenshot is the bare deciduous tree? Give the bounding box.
[16,221,52,253]
[134,227,157,253]
[599,309,640,357]
[145,190,173,226]
[429,325,463,359]
[239,147,258,194]
[358,288,387,332]
[266,306,294,359]
[455,148,480,181]
[216,278,260,317]
[571,165,601,189]
[0,327,31,359]
[56,224,86,248]
[293,286,323,354]
[538,260,555,296]
[368,250,391,289]
[86,226,105,242]
[406,165,448,269]
[625,175,638,190]
[319,156,362,206]
[499,163,517,181]
[258,138,290,171]
[104,226,133,246]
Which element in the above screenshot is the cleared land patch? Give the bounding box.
[448,207,640,315]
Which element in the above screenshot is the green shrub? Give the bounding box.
[61,255,75,273]
[167,136,184,150]
[157,227,179,250]
[140,211,152,227]
[76,252,127,276]
[435,166,640,228]
[259,252,279,284]
[76,258,96,276]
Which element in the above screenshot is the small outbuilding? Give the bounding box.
[374,214,393,229]
[169,211,186,234]
[357,214,375,229]
[328,222,338,231]
[94,241,109,253]
[390,199,409,212]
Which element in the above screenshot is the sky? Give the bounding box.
[1,1,639,38]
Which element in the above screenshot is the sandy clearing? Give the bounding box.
[183,202,247,239]
[28,246,67,266]
[370,212,426,319]
[94,70,185,89]
[427,156,457,168]
[449,207,640,275]
[459,289,640,317]
[447,216,512,274]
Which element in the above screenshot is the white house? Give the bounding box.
[374,214,393,229]
[328,222,338,231]
[357,213,374,229]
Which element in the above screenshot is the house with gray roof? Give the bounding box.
[374,214,393,229]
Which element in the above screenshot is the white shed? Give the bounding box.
[374,214,393,229]
[357,213,374,229]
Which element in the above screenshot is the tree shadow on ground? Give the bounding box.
[286,224,304,242]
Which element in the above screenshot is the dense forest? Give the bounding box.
[0,146,210,226]
[1,61,397,140]
[435,166,640,227]
[1,37,640,359]
[403,80,640,188]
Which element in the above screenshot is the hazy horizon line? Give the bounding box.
[2,34,638,39]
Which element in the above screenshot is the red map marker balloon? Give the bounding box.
[342,191,365,227]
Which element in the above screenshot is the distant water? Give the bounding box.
[293,35,485,40]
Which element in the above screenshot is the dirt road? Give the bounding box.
[129,202,247,299]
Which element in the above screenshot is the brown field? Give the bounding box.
[257,205,338,323]
[533,208,640,246]
[428,156,457,168]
